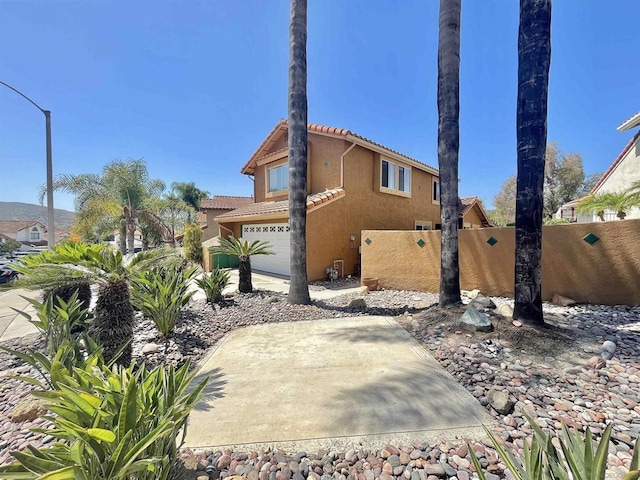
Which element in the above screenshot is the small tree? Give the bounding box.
[183,222,203,264]
[211,237,273,293]
[0,237,21,255]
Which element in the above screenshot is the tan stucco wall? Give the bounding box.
[361,219,640,305]
[202,208,227,241]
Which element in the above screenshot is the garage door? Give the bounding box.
[241,223,290,276]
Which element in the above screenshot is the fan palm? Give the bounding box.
[210,237,273,293]
[42,159,170,253]
[578,189,640,220]
[11,243,183,365]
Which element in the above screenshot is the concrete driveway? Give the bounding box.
[0,288,40,341]
[185,316,491,452]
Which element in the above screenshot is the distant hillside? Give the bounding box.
[0,202,75,228]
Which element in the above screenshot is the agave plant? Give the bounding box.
[10,243,183,366]
[210,236,272,293]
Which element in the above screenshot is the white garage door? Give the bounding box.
[241,223,290,276]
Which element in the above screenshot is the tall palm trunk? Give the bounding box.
[91,279,134,366]
[513,0,551,325]
[126,214,136,254]
[287,0,311,305]
[437,0,462,307]
[118,223,127,254]
[238,257,252,294]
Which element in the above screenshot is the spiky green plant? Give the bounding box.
[0,359,207,480]
[578,189,640,221]
[130,266,197,336]
[10,243,183,366]
[195,268,231,304]
[470,416,640,480]
[211,237,273,293]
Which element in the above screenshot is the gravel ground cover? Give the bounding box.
[0,287,638,480]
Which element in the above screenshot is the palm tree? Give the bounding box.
[578,189,640,220]
[13,243,182,365]
[170,181,210,223]
[513,0,552,326]
[42,159,170,254]
[288,0,311,305]
[437,0,462,307]
[211,237,273,293]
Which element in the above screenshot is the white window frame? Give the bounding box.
[30,227,40,240]
[267,162,288,194]
[414,221,432,231]
[380,158,411,197]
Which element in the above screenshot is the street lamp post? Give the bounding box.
[0,81,55,249]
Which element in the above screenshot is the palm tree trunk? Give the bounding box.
[118,223,127,254]
[513,0,551,326]
[238,257,252,293]
[437,0,462,307]
[91,279,134,366]
[287,0,311,305]
[127,217,135,254]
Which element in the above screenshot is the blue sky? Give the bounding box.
[1,1,638,212]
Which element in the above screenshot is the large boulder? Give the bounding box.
[600,340,616,360]
[495,304,514,318]
[552,294,577,307]
[469,294,496,310]
[348,298,367,310]
[456,307,494,332]
[486,389,515,415]
[11,396,48,423]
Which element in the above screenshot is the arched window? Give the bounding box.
[30,226,40,240]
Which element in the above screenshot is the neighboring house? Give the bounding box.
[459,197,493,229]
[113,230,143,250]
[215,119,491,280]
[201,195,253,241]
[0,220,48,248]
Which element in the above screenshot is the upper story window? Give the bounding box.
[30,226,40,240]
[268,162,288,193]
[432,179,440,204]
[414,221,432,231]
[381,159,411,194]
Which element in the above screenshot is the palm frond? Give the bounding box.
[211,236,273,258]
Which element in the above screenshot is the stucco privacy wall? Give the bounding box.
[361,219,640,306]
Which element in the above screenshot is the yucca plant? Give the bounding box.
[470,416,639,480]
[9,243,183,366]
[130,266,197,336]
[0,359,207,480]
[195,268,231,304]
[210,236,272,293]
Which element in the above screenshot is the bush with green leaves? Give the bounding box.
[10,291,92,357]
[195,268,231,304]
[183,222,203,264]
[131,266,197,336]
[544,217,570,225]
[0,359,207,480]
[470,416,639,480]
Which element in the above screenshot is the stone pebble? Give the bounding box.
[0,288,638,479]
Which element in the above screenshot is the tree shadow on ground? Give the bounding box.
[189,366,227,412]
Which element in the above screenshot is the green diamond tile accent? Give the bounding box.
[417,238,426,248]
[583,233,600,245]
[486,236,498,246]
[364,237,372,245]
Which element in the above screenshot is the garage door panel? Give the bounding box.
[242,223,290,276]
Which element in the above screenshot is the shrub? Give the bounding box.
[42,280,92,315]
[470,416,639,480]
[131,266,197,336]
[195,268,231,304]
[0,359,207,480]
[544,217,570,225]
[183,222,203,265]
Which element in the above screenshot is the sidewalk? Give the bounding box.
[1,270,362,342]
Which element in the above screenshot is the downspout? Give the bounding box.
[340,141,357,188]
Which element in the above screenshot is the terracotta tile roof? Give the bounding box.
[216,188,345,221]
[200,195,254,210]
[241,119,438,175]
[617,111,640,132]
[590,130,640,194]
[458,197,493,227]
[197,212,208,225]
[0,220,44,234]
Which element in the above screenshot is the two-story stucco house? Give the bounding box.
[215,120,490,280]
[0,220,48,248]
[201,195,254,241]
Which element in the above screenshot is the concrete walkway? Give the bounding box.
[185,316,491,452]
[0,288,40,341]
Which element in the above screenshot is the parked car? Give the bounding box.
[0,266,18,285]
